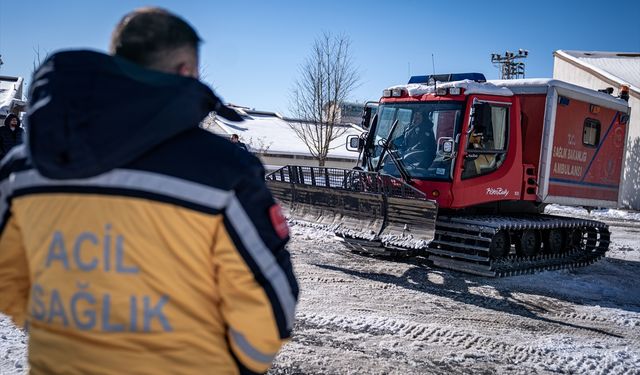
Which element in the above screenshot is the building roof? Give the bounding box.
[0,76,25,117]
[554,50,640,94]
[211,107,362,159]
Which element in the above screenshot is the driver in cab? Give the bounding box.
[402,111,437,169]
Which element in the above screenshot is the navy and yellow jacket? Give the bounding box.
[0,50,298,374]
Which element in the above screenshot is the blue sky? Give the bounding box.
[1,0,639,116]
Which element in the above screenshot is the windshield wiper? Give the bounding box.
[375,119,399,172]
[374,119,412,183]
[386,145,412,183]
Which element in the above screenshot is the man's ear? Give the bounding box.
[176,62,198,78]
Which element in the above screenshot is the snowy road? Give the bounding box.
[269,216,640,375]
[2,211,639,374]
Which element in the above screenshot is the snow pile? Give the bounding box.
[380,234,427,250]
[545,204,640,221]
[289,220,344,242]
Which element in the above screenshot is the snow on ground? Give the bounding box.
[267,211,640,375]
[0,316,27,375]
[2,208,640,374]
[545,204,640,222]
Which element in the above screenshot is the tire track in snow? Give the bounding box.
[298,245,640,336]
[297,276,358,284]
[295,312,640,374]
[299,265,636,339]
[550,311,640,329]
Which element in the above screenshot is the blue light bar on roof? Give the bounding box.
[408,73,486,84]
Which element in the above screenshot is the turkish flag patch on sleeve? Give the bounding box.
[269,203,289,239]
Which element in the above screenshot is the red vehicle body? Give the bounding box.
[365,79,629,212]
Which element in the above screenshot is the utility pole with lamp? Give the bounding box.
[491,49,528,79]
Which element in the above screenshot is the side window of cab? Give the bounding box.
[462,102,509,179]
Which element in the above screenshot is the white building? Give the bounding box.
[553,50,640,210]
[203,106,362,172]
[323,101,368,124]
[0,75,25,119]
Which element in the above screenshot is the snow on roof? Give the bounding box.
[388,78,628,110]
[555,50,640,93]
[0,76,24,117]
[389,80,514,97]
[214,112,362,158]
[490,78,629,110]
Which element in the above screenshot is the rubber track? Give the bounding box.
[428,214,610,277]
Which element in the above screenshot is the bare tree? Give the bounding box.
[31,46,49,77]
[246,136,273,154]
[289,32,359,166]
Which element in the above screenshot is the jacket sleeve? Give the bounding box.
[212,161,298,374]
[0,213,30,328]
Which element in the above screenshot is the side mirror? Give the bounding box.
[361,107,372,129]
[443,139,454,154]
[360,101,378,129]
[437,137,455,159]
[346,135,363,151]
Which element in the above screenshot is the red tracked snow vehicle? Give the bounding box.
[266,74,631,276]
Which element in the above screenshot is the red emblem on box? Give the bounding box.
[269,204,289,239]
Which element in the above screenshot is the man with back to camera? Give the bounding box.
[0,7,298,375]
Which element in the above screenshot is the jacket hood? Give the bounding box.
[3,114,21,128]
[27,50,242,179]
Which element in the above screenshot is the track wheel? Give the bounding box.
[585,228,598,249]
[543,229,565,254]
[489,231,511,258]
[516,229,541,257]
[567,229,584,250]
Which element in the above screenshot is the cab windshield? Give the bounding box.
[366,102,464,180]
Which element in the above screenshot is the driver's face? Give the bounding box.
[412,113,423,125]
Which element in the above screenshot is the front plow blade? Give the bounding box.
[266,166,438,255]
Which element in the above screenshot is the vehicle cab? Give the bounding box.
[351,74,524,210]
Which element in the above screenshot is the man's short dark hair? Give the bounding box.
[110,7,202,68]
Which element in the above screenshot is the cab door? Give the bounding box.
[450,95,523,209]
